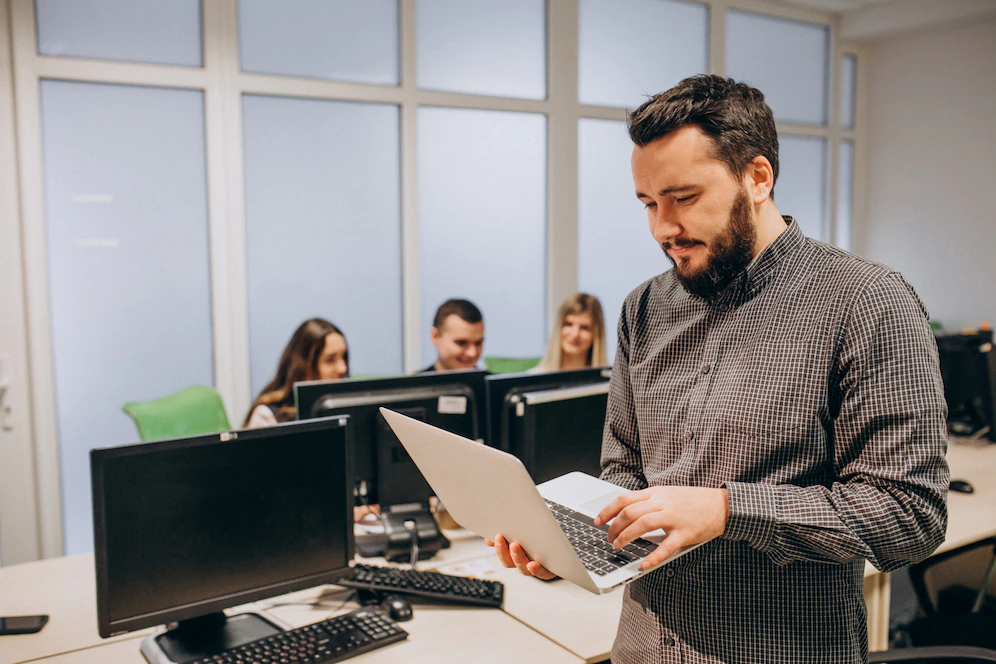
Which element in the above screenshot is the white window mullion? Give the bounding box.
[204,0,251,425]
[546,0,580,336]
[9,0,63,559]
[400,0,420,373]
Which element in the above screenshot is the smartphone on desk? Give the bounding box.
[0,615,49,635]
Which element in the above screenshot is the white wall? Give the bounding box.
[860,19,996,331]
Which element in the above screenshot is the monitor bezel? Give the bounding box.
[294,370,487,439]
[91,416,355,638]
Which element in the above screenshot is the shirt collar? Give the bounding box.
[712,216,802,310]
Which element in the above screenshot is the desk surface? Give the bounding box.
[4,439,995,664]
[0,553,154,664]
[0,532,583,664]
[939,436,996,553]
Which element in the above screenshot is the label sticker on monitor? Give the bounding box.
[437,395,467,415]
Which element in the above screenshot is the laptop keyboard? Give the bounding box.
[544,499,659,576]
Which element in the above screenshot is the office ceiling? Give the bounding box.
[772,0,898,10]
[769,0,996,40]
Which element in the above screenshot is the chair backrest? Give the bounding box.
[909,537,996,615]
[483,356,541,374]
[122,385,232,442]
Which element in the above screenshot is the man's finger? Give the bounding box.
[509,541,537,576]
[606,501,657,543]
[594,488,649,526]
[612,512,664,551]
[641,533,688,569]
[494,533,515,569]
[484,539,494,547]
[526,560,558,580]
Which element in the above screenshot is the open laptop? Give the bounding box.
[379,408,704,594]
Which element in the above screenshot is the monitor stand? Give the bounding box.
[140,610,290,664]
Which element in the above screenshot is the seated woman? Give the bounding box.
[243,318,349,428]
[534,293,607,372]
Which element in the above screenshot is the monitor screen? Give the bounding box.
[294,371,486,508]
[517,383,609,484]
[484,367,610,451]
[91,417,353,637]
[936,330,995,439]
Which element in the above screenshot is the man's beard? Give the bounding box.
[665,188,756,302]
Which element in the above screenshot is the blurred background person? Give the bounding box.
[534,293,606,372]
[243,318,349,428]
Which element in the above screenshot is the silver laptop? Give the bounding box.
[379,407,703,594]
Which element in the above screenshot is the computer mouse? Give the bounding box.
[949,479,975,494]
[380,594,413,622]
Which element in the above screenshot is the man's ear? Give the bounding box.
[746,156,775,205]
[430,327,441,346]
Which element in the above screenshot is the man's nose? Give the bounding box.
[651,207,681,243]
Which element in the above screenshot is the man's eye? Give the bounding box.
[676,195,696,204]
[643,202,657,210]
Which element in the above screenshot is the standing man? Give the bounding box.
[490,75,948,662]
[420,298,485,373]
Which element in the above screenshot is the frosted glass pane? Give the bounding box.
[418,108,546,365]
[243,96,402,395]
[578,119,666,362]
[238,0,398,85]
[840,54,857,129]
[726,10,829,125]
[837,140,854,251]
[40,81,214,555]
[579,0,708,108]
[36,0,202,66]
[416,0,545,99]
[776,135,827,241]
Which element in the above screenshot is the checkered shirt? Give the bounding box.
[601,219,950,663]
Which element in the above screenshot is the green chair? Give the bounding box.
[483,356,542,374]
[122,385,232,442]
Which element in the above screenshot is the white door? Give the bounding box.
[0,0,42,565]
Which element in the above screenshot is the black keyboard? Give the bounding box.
[545,499,658,576]
[189,608,407,664]
[339,563,504,608]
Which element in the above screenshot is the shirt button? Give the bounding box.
[666,568,676,578]
[664,637,676,647]
[702,363,711,375]
[687,430,694,440]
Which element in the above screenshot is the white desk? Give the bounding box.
[0,532,582,664]
[0,554,154,664]
[5,440,994,663]
[863,437,996,651]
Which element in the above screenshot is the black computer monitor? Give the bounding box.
[510,381,611,485]
[484,367,611,452]
[936,329,996,441]
[91,417,353,661]
[294,370,486,560]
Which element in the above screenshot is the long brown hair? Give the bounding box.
[243,318,349,425]
[536,293,607,372]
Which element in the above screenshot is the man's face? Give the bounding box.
[632,126,757,300]
[431,315,485,370]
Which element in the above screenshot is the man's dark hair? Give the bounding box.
[628,75,779,192]
[433,299,483,330]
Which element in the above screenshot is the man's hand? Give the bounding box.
[595,486,729,569]
[485,534,558,580]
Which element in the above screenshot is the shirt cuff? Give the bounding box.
[721,481,778,552]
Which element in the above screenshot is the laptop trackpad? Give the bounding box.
[578,489,626,515]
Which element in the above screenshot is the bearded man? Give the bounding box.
[490,75,949,663]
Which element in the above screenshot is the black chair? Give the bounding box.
[870,646,996,663]
[903,537,996,650]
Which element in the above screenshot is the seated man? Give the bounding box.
[420,299,485,373]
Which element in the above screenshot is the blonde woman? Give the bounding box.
[534,293,607,372]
